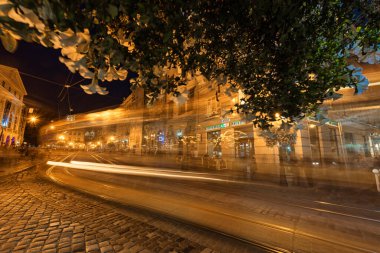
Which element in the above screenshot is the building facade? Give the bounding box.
[0,65,27,147]
[41,64,380,169]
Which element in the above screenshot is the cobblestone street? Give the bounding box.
[0,168,259,253]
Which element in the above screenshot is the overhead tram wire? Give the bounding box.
[66,84,73,115]
[57,72,71,119]
[57,71,71,100]
[61,71,74,116]
[19,71,64,87]
[19,71,81,90]
[20,70,127,113]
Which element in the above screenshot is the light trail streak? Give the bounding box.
[46,161,231,182]
[71,160,213,176]
[45,160,377,253]
[46,159,380,225]
[314,201,380,213]
[63,161,380,223]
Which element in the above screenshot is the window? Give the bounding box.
[187,88,195,112]
[179,102,186,115]
[168,102,174,118]
[207,97,219,116]
[344,132,355,155]
[329,128,340,157]
[13,116,18,131]
[1,100,12,127]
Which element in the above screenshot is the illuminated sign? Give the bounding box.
[231,120,247,126]
[206,123,228,131]
[221,118,230,123]
[326,120,338,126]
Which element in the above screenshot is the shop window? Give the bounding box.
[344,132,355,154]
[309,124,321,162]
[328,128,340,157]
[207,130,221,157]
[363,136,371,157]
[234,126,254,158]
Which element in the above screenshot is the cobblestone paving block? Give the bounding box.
[0,168,261,253]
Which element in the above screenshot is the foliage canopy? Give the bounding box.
[0,0,379,128]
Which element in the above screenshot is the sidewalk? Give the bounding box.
[0,155,35,177]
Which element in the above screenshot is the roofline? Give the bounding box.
[0,64,28,95]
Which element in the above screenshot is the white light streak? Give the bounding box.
[47,161,229,182]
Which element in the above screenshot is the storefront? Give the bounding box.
[231,121,254,159]
[207,130,221,157]
[206,123,225,157]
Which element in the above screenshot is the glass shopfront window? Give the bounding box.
[234,125,254,159]
[207,130,221,157]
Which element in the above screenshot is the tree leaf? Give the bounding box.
[107,4,118,19]
[0,31,18,53]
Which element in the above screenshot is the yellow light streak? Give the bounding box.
[47,161,229,182]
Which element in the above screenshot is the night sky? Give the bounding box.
[0,41,132,120]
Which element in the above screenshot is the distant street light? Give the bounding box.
[29,116,38,124]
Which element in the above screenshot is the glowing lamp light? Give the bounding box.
[275,113,280,118]
[29,116,38,123]
[58,135,65,141]
[309,124,316,129]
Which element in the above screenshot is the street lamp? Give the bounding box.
[29,116,38,124]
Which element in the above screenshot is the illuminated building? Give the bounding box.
[0,65,27,147]
[40,64,380,168]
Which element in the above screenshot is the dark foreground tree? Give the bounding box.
[0,0,379,127]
